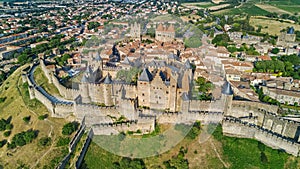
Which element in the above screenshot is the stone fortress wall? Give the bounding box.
[26,59,300,156]
[223,117,300,156]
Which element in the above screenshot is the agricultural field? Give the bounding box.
[250,16,300,35]
[275,5,300,14]
[0,65,69,168]
[81,125,300,169]
[182,2,215,9]
[208,4,230,11]
[212,3,270,16]
[254,0,300,14]
[255,4,292,15]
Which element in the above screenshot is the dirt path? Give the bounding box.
[17,75,57,169]
[210,141,229,168]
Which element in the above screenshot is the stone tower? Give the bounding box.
[155,23,175,42]
[137,68,152,108]
[103,74,114,106]
[221,81,233,116]
[168,72,178,112]
[181,92,190,113]
[93,52,103,71]
[130,22,141,40]
[79,75,91,103]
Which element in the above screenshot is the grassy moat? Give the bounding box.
[81,125,300,169]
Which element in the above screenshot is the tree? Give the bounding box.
[3,131,11,137]
[212,34,230,46]
[62,122,79,135]
[0,139,7,148]
[114,157,146,169]
[38,137,52,147]
[271,48,280,54]
[10,129,38,148]
[23,116,31,123]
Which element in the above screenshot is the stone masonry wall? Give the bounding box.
[223,118,300,156]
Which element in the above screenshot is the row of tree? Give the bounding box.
[253,54,300,79]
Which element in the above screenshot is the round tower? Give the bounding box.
[221,81,233,116]
[103,74,114,106]
[79,75,90,103]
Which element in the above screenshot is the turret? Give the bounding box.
[79,75,90,103]
[103,74,114,106]
[137,68,152,107]
[181,92,190,113]
[222,81,233,116]
[94,52,103,70]
[169,72,178,112]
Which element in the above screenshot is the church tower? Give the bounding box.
[130,22,141,40]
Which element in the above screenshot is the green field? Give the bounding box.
[276,5,300,14]
[212,125,300,169]
[82,125,300,169]
[266,0,300,5]
[213,3,270,16]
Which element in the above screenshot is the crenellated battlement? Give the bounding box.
[223,116,300,156]
[103,66,122,71]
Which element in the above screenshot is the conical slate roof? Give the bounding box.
[222,81,233,95]
[184,59,192,69]
[81,75,89,83]
[94,52,102,61]
[181,92,189,101]
[138,68,153,82]
[123,57,131,65]
[103,74,112,84]
[85,65,93,74]
[168,53,179,60]
[288,27,294,34]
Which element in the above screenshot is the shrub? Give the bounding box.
[5,123,13,130]
[0,118,8,131]
[23,116,31,123]
[3,130,11,137]
[38,137,52,147]
[62,122,79,135]
[0,139,7,148]
[0,97,6,103]
[7,142,16,149]
[38,114,48,120]
[186,121,201,140]
[56,137,70,147]
[10,129,38,148]
[260,152,268,163]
